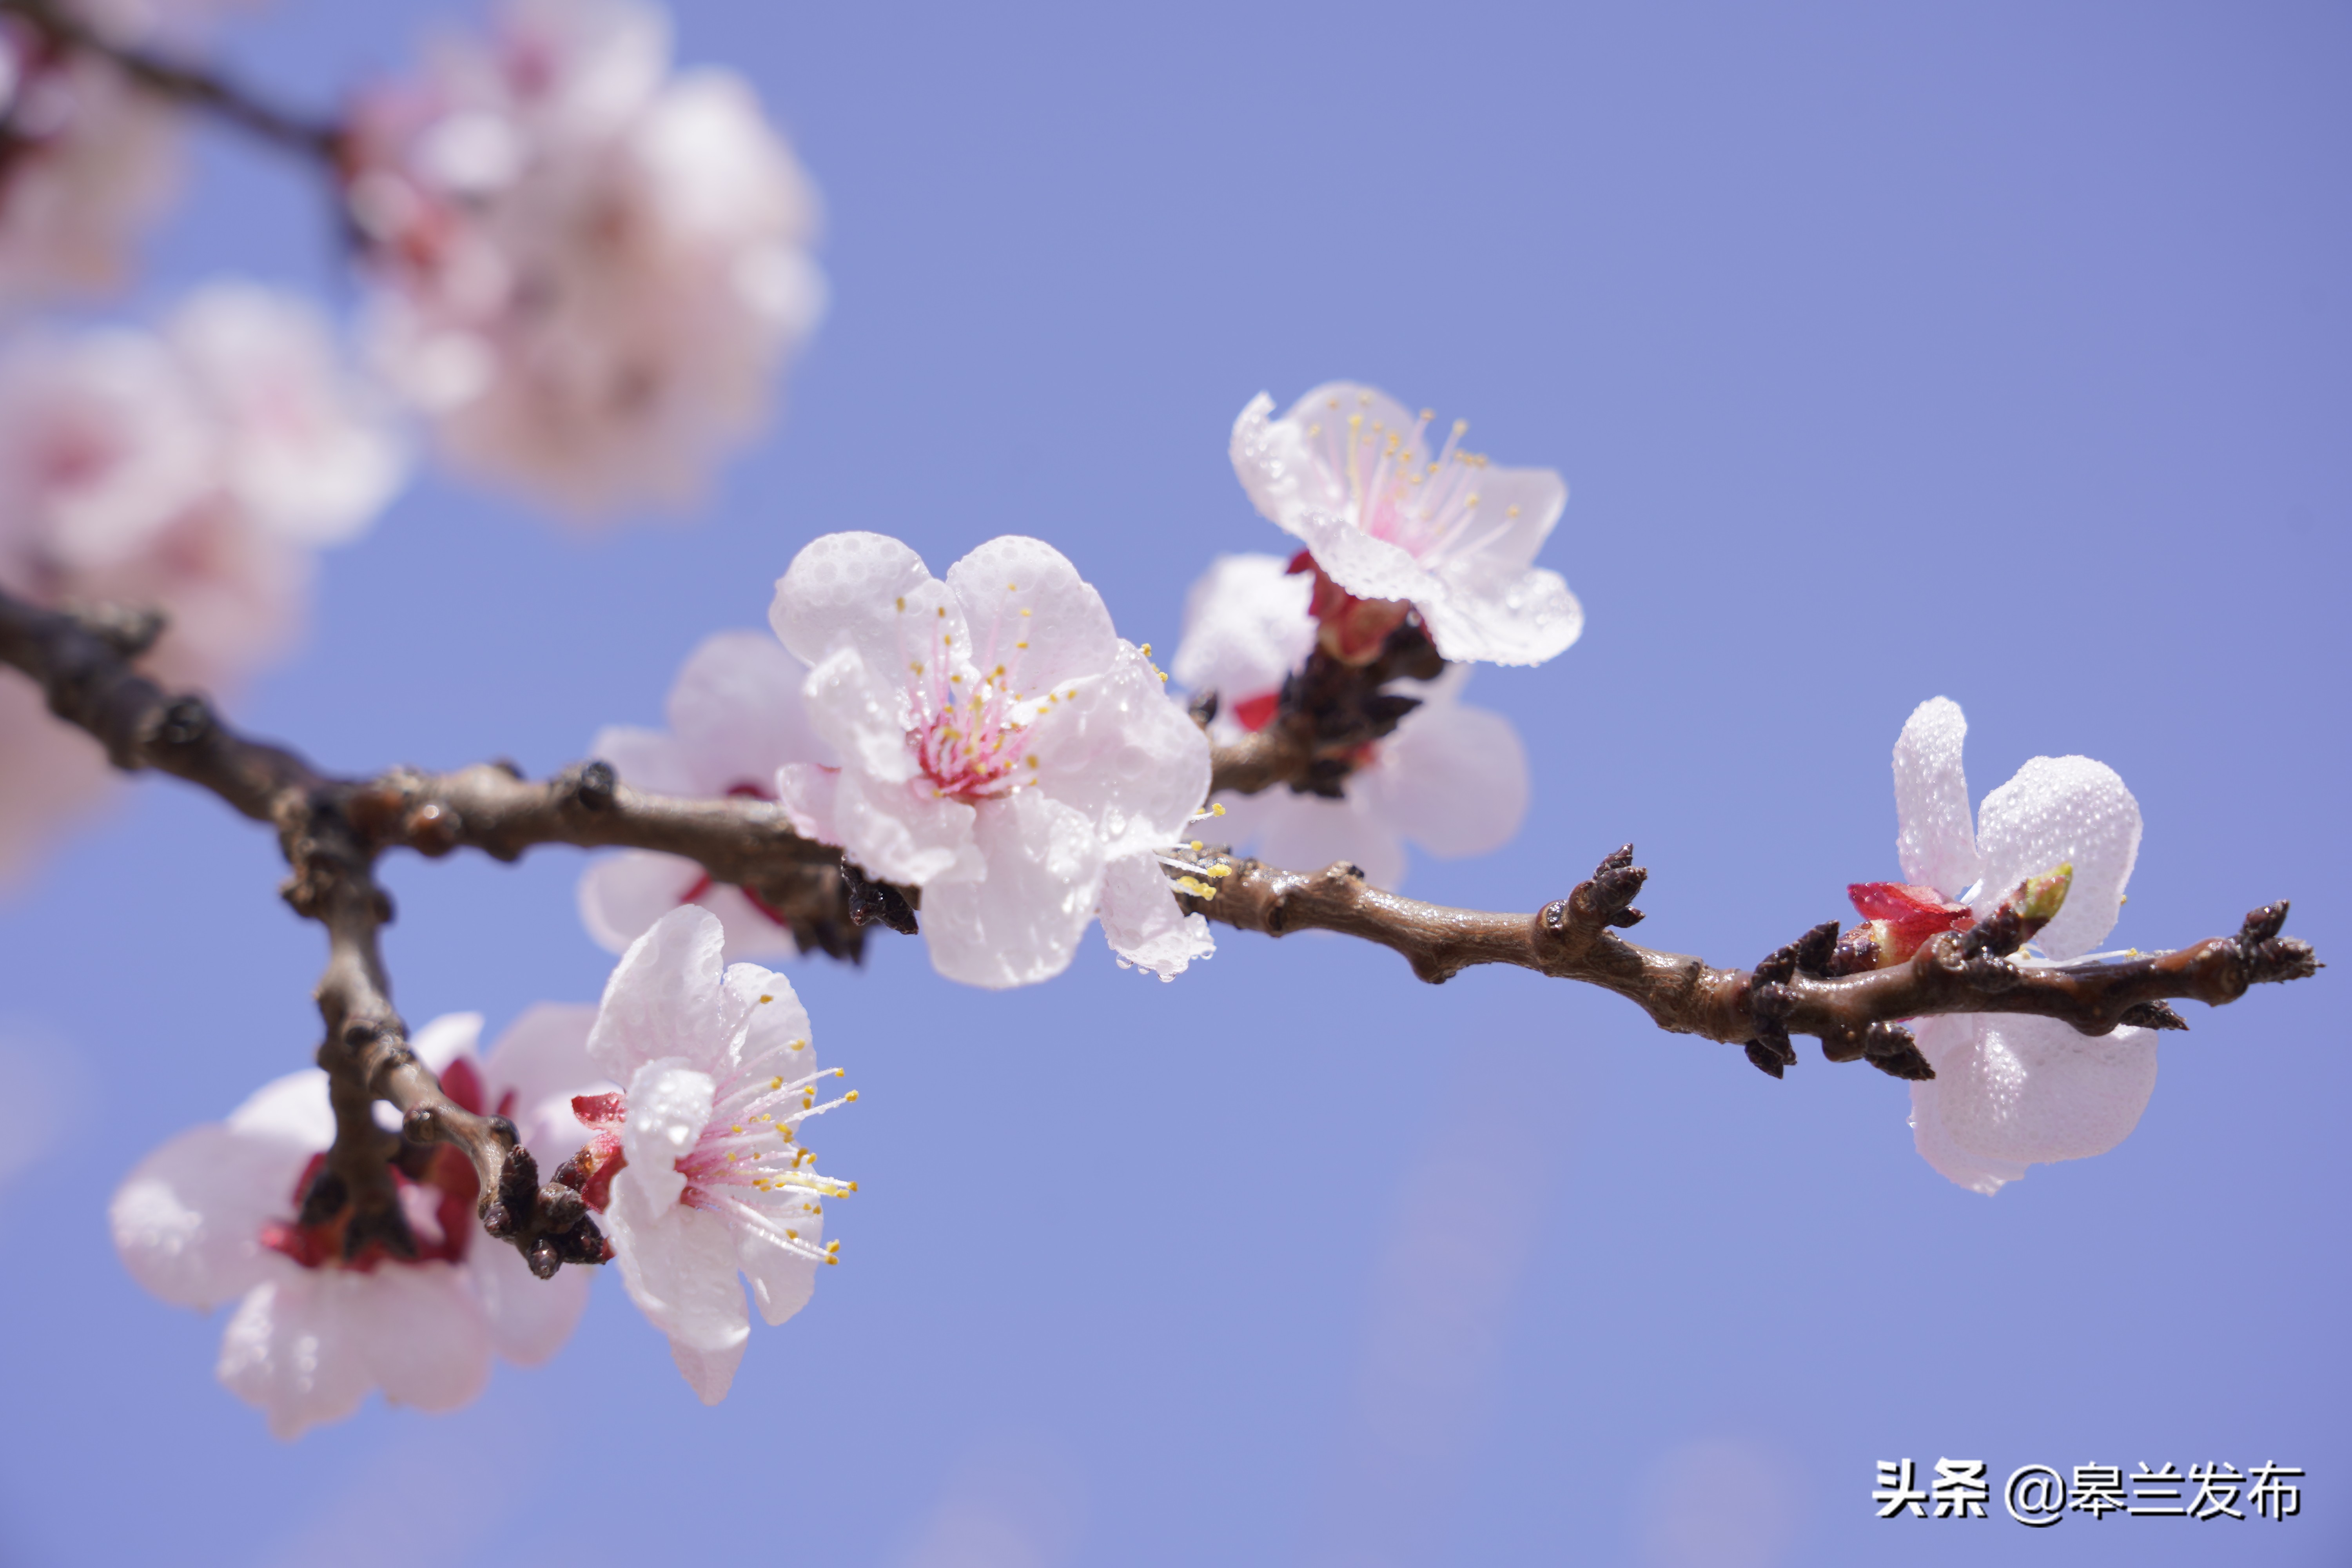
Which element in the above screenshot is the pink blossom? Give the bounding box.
[1230,381,1582,667]
[1173,553,1531,889]
[348,0,823,514]
[0,283,403,883]
[1871,697,2152,1194]
[581,906,854,1404]
[771,531,1214,987]
[110,1008,606,1438]
[578,630,836,962]
[0,18,177,311]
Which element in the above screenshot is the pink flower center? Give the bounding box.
[902,608,1038,803]
[1304,396,1514,568]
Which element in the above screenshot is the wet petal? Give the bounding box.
[1891,697,1981,899]
[1973,755,2140,960]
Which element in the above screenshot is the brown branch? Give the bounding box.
[1178,844,2319,1080]
[1,0,342,162]
[1204,621,1443,798]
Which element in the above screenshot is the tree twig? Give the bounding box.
[0,0,342,162]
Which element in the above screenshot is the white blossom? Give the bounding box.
[0,283,403,883]
[110,1008,604,1438]
[1173,552,1530,889]
[770,530,1214,987]
[579,629,836,961]
[1873,696,2153,1194]
[1229,381,1582,667]
[348,0,824,515]
[583,906,854,1404]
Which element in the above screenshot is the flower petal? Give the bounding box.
[944,535,1118,699]
[922,791,1106,988]
[112,1125,306,1309]
[606,1167,751,1402]
[1417,560,1584,668]
[588,905,731,1082]
[1891,697,1981,900]
[666,627,835,786]
[1025,641,1209,859]
[1972,755,2141,960]
[1359,672,1528,860]
[588,724,698,797]
[1171,553,1314,737]
[1931,1014,2157,1169]
[800,643,922,786]
[218,1274,371,1440]
[465,1229,592,1365]
[410,1012,485,1075]
[482,1002,606,1152]
[620,1058,716,1212]
[770,530,938,669]
[1422,462,1565,576]
[724,962,816,1084]
[774,761,842,844]
[349,1262,493,1415]
[1239,789,1406,893]
[1097,850,1213,978]
[223,1068,338,1150]
[577,848,706,956]
[832,764,983,887]
[734,1228,821,1330]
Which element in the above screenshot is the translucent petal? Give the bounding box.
[1024,642,1210,860]
[944,535,1119,701]
[1097,850,1214,978]
[588,724,697,797]
[1249,791,1406,893]
[481,1002,605,1152]
[1972,755,2141,960]
[1904,1015,2031,1195]
[1890,697,1980,899]
[217,1274,370,1440]
[736,1222,821,1329]
[922,791,1106,989]
[409,1013,484,1074]
[1361,674,1529,860]
[1421,462,1565,576]
[724,962,817,1083]
[606,1169,750,1399]
[112,1124,306,1309]
[665,628,833,788]
[1933,1014,2157,1168]
[619,1059,715,1211]
[1417,561,1583,668]
[587,905,730,1082]
[465,1231,592,1366]
[577,849,706,956]
[1170,553,1314,727]
[224,1069,337,1149]
[832,765,983,887]
[770,530,940,669]
[800,644,921,788]
[348,1263,493,1415]
[774,762,842,845]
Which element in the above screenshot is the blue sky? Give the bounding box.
[0,3,2345,1565]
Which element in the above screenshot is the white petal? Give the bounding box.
[1972,755,2141,960]
[577,849,706,956]
[1932,1015,2158,1168]
[1025,642,1210,859]
[1359,676,1529,859]
[1417,561,1584,668]
[465,1231,592,1365]
[588,725,699,797]
[1904,1016,2030,1195]
[349,1263,493,1414]
[724,962,817,1082]
[832,765,982,887]
[606,1167,751,1401]
[1170,553,1314,721]
[1229,392,1306,532]
[218,1274,371,1440]
[922,791,1106,989]
[698,885,804,963]
[1421,462,1565,575]
[734,1194,822,1329]
[944,535,1120,699]
[801,644,922,786]
[587,904,731,1082]
[409,1013,484,1075]
[1097,850,1214,978]
[1292,505,1432,606]
[112,1124,306,1309]
[481,1002,606,1152]
[774,761,842,844]
[1245,790,1406,892]
[667,1334,749,1406]
[666,627,834,787]
[1891,697,1981,898]
[224,1069,337,1149]
[770,530,938,668]
[619,1059,715,1212]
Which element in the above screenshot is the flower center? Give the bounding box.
[1303,391,1521,568]
[898,597,1043,803]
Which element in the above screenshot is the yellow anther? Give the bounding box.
[1007,582,1018,592]
[788,1038,806,1050]
[1016,640,1029,650]
[846,1089,860,1102]
[1204,864,1232,878]
[1138,642,1152,657]
[1020,608,1032,617]
[895,596,905,611]
[1190,840,1203,852]
[786,1229,799,1240]
[1172,875,1218,900]
[758,994,773,1004]
[1211,802,1226,816]
[1027,755,1039,768]
[936,606,946,617]
[769,1076,784,1089]
[731,1125,743,1134]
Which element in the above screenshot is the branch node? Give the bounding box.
[149,694,214,751]
[840,860,918,934]
[2118,1000,2190,1031]
[569,759,618,812]
[1862,1022,1934,1080]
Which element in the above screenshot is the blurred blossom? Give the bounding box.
[1635,1437,1801,1568]
[771,531,1212,987]
[109,1009,604,1438]
[586,905,855,1405]
[1175,552,1530,889]
[579,629,837,961]
[1230,380,1582,667]
[0,15,176,311]
[0,280,404,883]
[1874,697,2154,1194]
[0,1025,83,1194]
[349,0,824,515]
